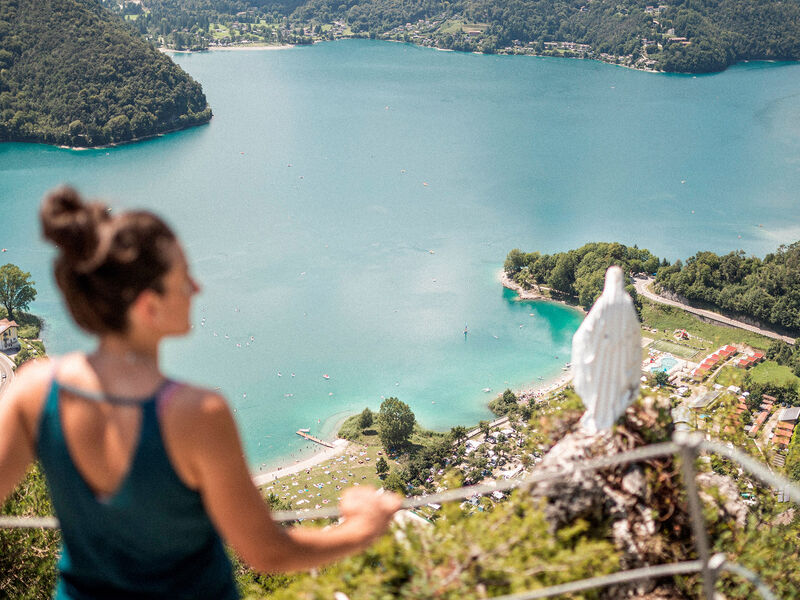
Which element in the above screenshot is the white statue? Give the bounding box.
[572,265,641,434]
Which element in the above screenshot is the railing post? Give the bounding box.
[676,432,716,600]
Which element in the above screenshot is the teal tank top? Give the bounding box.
[36,378,239,600]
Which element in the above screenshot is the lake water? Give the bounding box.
[3,40,800,469]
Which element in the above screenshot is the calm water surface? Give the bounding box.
[3,40,800,468]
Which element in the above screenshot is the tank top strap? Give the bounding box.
[155,379,184,421]
[39,359,64,436]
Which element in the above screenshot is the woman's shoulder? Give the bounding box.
[6,357,57,432]
[162,382,232,423]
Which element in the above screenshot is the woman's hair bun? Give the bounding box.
[41,186,110,264]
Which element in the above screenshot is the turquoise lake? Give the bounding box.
[3,40,800,470]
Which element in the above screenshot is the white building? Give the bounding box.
[0,319,19,351]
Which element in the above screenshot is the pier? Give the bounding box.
[295,430,334,448]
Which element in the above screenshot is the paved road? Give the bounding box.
[634,276,795,345]
[0,352,14,398]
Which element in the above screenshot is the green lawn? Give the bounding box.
[650,338,704,359]
[259,444,394,508]
[712,365,746,389]
[640,299,773,352]
[439,20,464,34]
[748,360,800,389]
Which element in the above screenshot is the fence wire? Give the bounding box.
[1,433,795,599]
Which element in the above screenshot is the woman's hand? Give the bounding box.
[338,486,403,545]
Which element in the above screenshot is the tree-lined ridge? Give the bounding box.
[0,0,212,148]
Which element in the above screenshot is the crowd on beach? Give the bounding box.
[262,447,374,509]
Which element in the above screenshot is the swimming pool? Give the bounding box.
[651,356,678,373]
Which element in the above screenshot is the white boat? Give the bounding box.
[482,387,491,393]
[298,428,310,433]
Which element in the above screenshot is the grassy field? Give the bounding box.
[640,299,773,352]
[440,20,489,34]
[259,443,391,509]
[712,365,746,389]
[748,360,800,389]
[650,338,704,359]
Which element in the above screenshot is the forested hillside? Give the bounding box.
[506,240,800,336]
[0,0,212,147]
[656,242,800,335]
[106,0,800,73]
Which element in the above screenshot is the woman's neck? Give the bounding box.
[84,335,164,397]
[96,336,159,367]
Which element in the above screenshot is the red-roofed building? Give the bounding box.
[773,435,792,449]
[749,411,770,436]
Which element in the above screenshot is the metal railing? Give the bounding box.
[2,432,798,599]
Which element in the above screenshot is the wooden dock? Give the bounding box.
[295,430,334,448]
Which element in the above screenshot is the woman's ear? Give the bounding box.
[128,289,162,330]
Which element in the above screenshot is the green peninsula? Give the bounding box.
[0,0,212,147]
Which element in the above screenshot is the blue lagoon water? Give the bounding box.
[3,41,800,468]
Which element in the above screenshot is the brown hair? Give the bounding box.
[40,186,178,334]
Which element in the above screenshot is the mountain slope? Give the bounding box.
[0,0,212,147]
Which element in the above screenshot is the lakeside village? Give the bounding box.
[153,6,685,72]
[258,298,800,521]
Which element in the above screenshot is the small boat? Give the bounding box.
[298,428,310,433]
[322,374,330,380]
[482,387,491,393]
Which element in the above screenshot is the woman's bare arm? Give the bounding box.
[0,360,51,504]
[172,391,400,573]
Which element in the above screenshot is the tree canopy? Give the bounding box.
[655,241,800,335]
[0,264,36,321]
[377,397,415,450]
[0,0,212,147]
[504,242,658,310]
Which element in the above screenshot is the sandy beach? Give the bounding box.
[516,371,573,403]
[252,438,350,486]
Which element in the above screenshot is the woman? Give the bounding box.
[0,187,401,599]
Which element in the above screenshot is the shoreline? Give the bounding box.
[53,119,211,151]
[500,270,587,314]
[250,366,574,487]
[160,44,294,54]
[154,38,766,75]
[516,371,573,403]
[248,273,581,483]
[252,438,350,486]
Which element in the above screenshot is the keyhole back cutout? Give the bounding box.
[56,383,156,502]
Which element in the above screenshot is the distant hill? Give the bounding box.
[0,0,212,148]
[106,0,800,73]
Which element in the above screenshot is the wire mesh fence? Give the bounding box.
[2,432,797,599]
